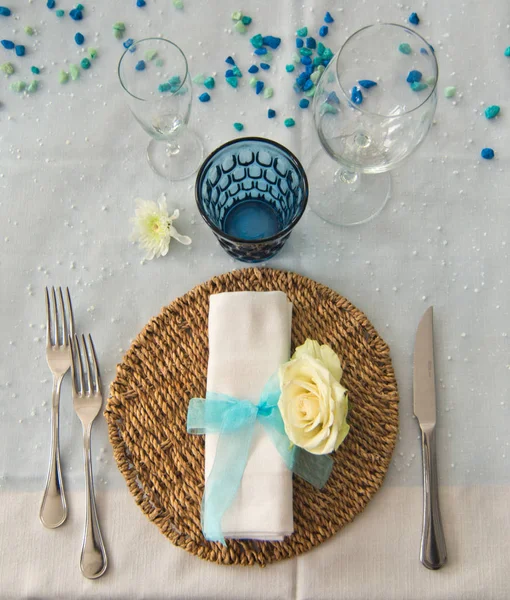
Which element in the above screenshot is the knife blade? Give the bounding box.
[413,307,447,570]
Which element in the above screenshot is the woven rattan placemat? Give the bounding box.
[105,268,399,566]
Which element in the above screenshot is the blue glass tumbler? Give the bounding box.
[195,137,309,262]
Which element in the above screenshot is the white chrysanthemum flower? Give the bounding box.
[131,194,191,261]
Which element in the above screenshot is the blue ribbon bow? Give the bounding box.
[187,374,333,544]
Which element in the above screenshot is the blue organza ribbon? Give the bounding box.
[186,374,333,544]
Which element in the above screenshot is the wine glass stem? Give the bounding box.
[337,169,359,185]
[166,140,181,156]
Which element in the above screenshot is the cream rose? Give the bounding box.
[278,340,349,455]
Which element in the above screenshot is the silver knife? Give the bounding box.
[413,306,447,570]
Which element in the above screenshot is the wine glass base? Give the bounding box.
[147,130,204,181]
[308,151,392,227]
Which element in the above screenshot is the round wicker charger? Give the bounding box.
[105,268,399,567]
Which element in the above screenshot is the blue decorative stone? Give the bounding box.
[296,38,304,48]
[267,108,276,118]
[15,45,25,56]
[254,47,267,55]
[135,60,145,71]
[299,98,310,108]
[248,65,259,73]
[351,86,363,105]
[69,8,83,20]
[406,69,422,83]
[74,32,85,45]
[324,11,334,23]
[0,6,11,16]
[198,92,211,102]
[225,56,236,65]
[481,148,494,159]
[255,80,264,94]
[409,12,420,25]
[123,38,134,49]
[303,79,313,91]
[306,37,316,49]
[47,0,55,8]
[1,39,15,49]
[358,79,377,89]
[137,0,146,6]
[301,56,312,66]
[262,35,281,49]
[319,26,329,37]
[225,69,235,77]
[260,62,270,70]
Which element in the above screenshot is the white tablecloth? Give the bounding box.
[1,0,509,598]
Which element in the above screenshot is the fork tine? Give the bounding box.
[74,334,85,394]
[66,288,75,339]
[88,334,101,394]
[70,334,78,395]
[45,287,52,347]
[58,287,66,347]
[51,287,58,347]
[82,334,93,394]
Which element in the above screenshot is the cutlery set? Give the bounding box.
[39,287,107,580]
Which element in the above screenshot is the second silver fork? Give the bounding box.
[40,287,74,529]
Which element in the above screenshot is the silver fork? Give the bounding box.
[70,334,108,579]
[40,287,74,529]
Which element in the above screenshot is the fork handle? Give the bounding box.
[39,375,67,528]
[80,425,107,579]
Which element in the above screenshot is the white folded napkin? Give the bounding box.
[205,291,294,541]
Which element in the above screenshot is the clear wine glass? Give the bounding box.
[310,23,438,226]
[118,37,204,181]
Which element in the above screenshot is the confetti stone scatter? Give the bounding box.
[484,105,500,119]
[203,76,215,89]
[10,80,26,92]
[69,63,79,79]
[481,148,494,159]
[398,42,412,54]
[112,22,126,39]
[0,61,14,75]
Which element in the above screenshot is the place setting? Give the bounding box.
[38,14,444,573]
[2,1,507,598]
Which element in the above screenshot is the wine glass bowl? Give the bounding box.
[310,23,438,226]
[118,38,203,181]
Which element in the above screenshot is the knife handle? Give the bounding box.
[420,426,447,569]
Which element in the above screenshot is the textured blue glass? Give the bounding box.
[196,137,308,262]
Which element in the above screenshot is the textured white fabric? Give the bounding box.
[1,0,510,597]
[205,291,293,539]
